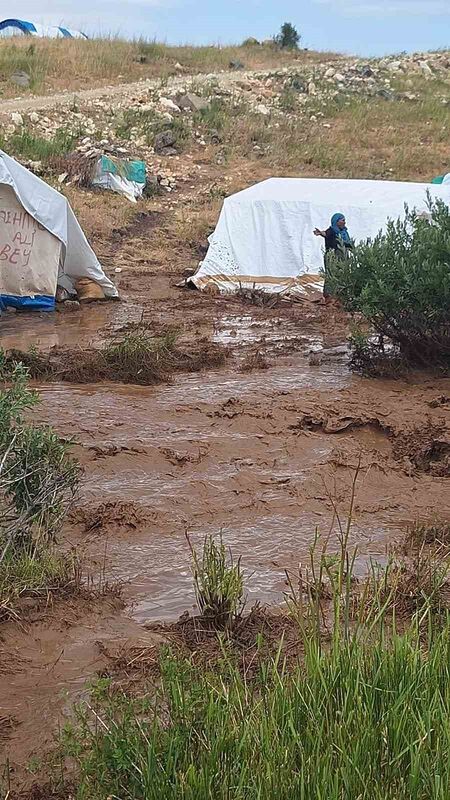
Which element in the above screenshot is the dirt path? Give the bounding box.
[0,67,285,115]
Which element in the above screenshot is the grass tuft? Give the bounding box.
[187,533,244,629]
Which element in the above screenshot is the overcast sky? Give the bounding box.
[9,0,450,55]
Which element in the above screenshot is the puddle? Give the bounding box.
[0,300,146,352]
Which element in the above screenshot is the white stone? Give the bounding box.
[160,97,181,113]
[387,61,402,72]
[29,112,39,124]
[324,68,335,79]
[255,103,270,116]
[334,73,346,83]
[419,60,433,76]
[11,112,23,126]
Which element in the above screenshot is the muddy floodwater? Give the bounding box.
[1,282,450,782]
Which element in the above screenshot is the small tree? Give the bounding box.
[328,198,450,370]
[275,22,301,50]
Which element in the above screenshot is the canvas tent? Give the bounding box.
[191,178,450,298]
[0,150,117,310]
[0,19,87,38]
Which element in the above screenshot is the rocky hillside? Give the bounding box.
[0,49,448,202]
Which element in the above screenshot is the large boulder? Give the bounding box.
[154,129,177,154]
[10,71,30,88]
[176,93,210,113]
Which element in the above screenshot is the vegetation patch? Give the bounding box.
[3,329,227,387]
[329,199,450,373]
[60,511,450,800]
[0,361,80,621]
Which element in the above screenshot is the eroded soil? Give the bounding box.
[1,207,449,791]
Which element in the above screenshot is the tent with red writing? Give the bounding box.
[0,150,118,311]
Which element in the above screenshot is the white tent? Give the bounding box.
[191,178,450,298]
[0,150,117,310]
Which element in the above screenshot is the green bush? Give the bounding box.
[0,357,79,544]
[329,199,450,369]
[275,22,301,50]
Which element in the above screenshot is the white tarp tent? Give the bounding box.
[191,178,450,298]
[0,150,117,309]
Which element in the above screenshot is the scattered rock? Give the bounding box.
[377,88,395,101]
[229,59,245,71]
[176,93,210,113]
[10,71,30,88]
[290,78,307,93]
[358,65,374,78]
[154,129,177,154]
[160,97,181,113]
[255,103,270,115]
[29,111,40,123]
[209,129,222,144]
[11,112,24,126]
[419,60,433,76]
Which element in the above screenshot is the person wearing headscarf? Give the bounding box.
[314,213,353,300]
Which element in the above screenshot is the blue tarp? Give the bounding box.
[0,19,88,38]
[0,294,55,311]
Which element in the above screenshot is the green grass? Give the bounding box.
[188,533,244,628]
[0,127,80,162]
[0,544,81,621]
[64,618,450,800]
[58,496,450,799]
[115,107,191,147]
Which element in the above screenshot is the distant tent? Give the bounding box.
[190,178,450,298]
[432,174,450,185]
[0,19,88,39]
[0,151,117,311]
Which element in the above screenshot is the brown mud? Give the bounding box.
[1,210,449,790]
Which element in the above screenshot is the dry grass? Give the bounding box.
[230,92,450,182]
[0,38,340,97]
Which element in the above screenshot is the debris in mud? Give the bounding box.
[5,329,228,387]
[428,395,450,408]
[70,501,152,533]
[290,414,392,436]
[236,287,280,308]
[87,443,147,460]
[394,424,450,476]
[8,781,75,800]
[161,446,208,465]
[238,348,270,373]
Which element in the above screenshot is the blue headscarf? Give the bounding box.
[331,213,351,243]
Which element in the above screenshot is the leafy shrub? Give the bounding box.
[329,199,450,369]
[0,358,79,547]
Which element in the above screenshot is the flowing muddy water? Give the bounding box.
[36,357,447,623]
[1,296,450,783]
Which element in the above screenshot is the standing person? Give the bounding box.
[314,213,353,301]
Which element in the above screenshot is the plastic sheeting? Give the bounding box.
[0,150,118,309]
[92,156,146,203]
[191,178,450,297]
